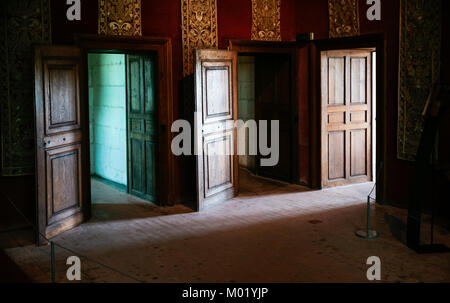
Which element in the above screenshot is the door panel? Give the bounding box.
[34,46,89,243]
[350,129,367,177]
[46,145,82,225]
[195,49,238,211]
[126,54,158,203]
[328,57,345,105]
[321,49,372,187]
[328,131,345,180]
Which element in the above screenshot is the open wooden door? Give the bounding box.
[126,54,158,203]
[321,49,373,187]
[194,49,238,211]
[34,46,90,244]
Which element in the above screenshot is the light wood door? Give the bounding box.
[194,49,238,211]
[34,46,89,244]
[126,54,158,203]
[321,49,373,187]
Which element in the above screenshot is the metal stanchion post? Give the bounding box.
[51,241,56,283]
[356,196,379,239]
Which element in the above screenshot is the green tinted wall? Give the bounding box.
[238,56,256,170]
[88,53,127,186]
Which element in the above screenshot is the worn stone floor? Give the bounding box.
[1,170,450,283]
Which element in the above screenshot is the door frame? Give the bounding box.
[228,40,298,185]
[76,35,174,206]
[310,34,386,202]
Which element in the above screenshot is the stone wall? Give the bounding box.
[88,53,127,186]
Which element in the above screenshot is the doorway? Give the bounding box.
[237,53,293,183]
[88,52,158,204]
[320,48,376,187]
[33,36,173,243]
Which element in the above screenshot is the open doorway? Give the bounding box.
[237,53,293,183]
[320,48,376,187]
[88,52,158,205]
[33,37,173,242]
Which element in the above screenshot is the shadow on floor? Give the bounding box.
[384,213,407,244]
[0,249,31,282]
[89,169,311,223]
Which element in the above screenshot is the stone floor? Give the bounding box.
[2,170,450,283]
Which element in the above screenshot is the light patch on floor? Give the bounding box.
[3,171,450,283]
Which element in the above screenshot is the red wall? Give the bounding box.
[47,0,446,209]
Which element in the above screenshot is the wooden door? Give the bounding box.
[126,54,158,203]
[255,54,292,182]
[34,46,89,244]
[194,49,238,211]
[321,49,373,187]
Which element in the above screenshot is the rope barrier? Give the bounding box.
[1,191,145,283]
[355,161,384,239]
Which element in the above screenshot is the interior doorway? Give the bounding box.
[88,52,158,204]
[320,48,376,187]
[237,53,293,183]
[33,36,173,243]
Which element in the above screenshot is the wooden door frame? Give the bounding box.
[228,40,299,185]
[309,34,386,203]
[75,34,174,206]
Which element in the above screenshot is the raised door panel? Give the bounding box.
[350,129,367,177]
[45,145,82,233]
[350,57,367,104]
[203,131,234,198]
[328,131,346,180]
[44,60,81,135]
[328,57,345,105]
[202,63,233,123]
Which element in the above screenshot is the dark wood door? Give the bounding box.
[194,49,238,211]
[126,54,158,203]
[321,49,373,187]
[255,54,292,182]
[34,46,89,244]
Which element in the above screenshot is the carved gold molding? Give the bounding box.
[328,0,360,38]
[98,0,142,36]
[251,0,281,41]
[181,0,218,76]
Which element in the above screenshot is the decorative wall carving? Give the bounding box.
[251,0,281,41]
[328,0,360,38]
[98,0,142,36]
[398,0,442,161]
[181,0,218,76]
[0,0,52,176]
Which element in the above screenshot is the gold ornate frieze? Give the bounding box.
[398,0,442,161]
[98,0,142,36]
[251,0,281,41]
[328,0,360,38]
[181,0,218,76]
